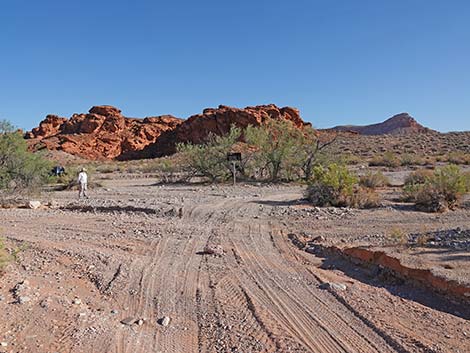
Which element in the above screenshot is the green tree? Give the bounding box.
[0,120,51,193]
[177,126,241,182]
[245,119,304,182]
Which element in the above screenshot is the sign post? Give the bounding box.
[226,153,242,186]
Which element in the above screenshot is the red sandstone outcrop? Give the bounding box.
[27,104,310,160]
[147,104,311,156]
[327,113,431,135]
[26,106,183,160]
[176,104,307,144]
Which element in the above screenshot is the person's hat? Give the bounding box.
[81,167,87,172]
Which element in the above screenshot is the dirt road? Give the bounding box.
[1,179,468,352]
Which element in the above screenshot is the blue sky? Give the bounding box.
[1,0,469,132]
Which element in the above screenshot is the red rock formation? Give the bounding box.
[148,104,311,156]
[26,106,183,160]
[327,113,431,135]
[27,104,310,160]
[24,115,68,139]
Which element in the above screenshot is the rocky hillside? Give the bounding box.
[26,104,309,160]
[327,113,431,135]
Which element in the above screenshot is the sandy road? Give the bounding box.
[1,179,468,352]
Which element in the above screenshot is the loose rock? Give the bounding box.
[28,200,41,209]
[320,282,347,291]
[158,316,171,327]
[121,317,136,326]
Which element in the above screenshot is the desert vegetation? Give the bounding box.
[175,120,325,182]
[0,120,51,195]
[0,237,10,275]
[403,165,470,212]
[305,164,380,208]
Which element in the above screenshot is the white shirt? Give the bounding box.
[77,172,88,184]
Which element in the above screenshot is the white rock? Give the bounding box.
[320,282,347,291]
[73,298,82,305]
[158,316,171,327]
[18,296,30,304]
[28,200,41,209]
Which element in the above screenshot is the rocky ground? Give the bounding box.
[0,174,469,353]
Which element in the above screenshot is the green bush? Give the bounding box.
[403,165,470,212]
[0,123,52,193]
[369,152,401,168]
[400,154,426,166]
[359,171,389,189]
[306,164,379,208]
[404,169,434,186]
[402,169,434,201]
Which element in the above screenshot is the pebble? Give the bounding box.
[18,296,31,304]
[121,317,136,326]
[0,342,7,347]
[73,298,82,305]
[158,316,171,327]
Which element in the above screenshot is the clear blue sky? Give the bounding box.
[1,0,469,132]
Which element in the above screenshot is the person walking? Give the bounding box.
[77,167,88,199]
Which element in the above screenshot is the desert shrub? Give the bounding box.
[465,172,470,192]
[177,126,241,182]
[404,165,470,212]
[359,171,389,189]
[447,152,470,165]
[342,154,363,166]
[402,169,435,202]
[389,228,408,245]
[306,163,379,208]
[369,152,401,168]
[307,164,358,207]
[351,187,382,208]
[404,169,433,186]
[0,123,52,194]
[148,155,191,183]
[400,154,426,166]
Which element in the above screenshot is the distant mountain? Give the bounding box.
[326,113,432,135]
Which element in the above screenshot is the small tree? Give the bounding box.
[245,119,304,182]
[0,120,51,193]
[177,126,241,182]
[297,128,337,181]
